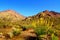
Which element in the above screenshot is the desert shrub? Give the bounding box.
[34,26,48,35]
[12,27,22,36]
[13,30,20,36]
[47,28,54,34]
[51,34,58,40]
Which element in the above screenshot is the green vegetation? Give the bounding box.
[51,34,58,40]
[0,11,60,40]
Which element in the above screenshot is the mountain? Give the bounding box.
[0,10,25,22]
[20,10,60,40]
[21,10,60,25]
[0,10,60,40]
[29,10,60,19]
[41,10,60,17]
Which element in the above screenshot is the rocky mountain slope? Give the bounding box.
[0,10,25,22]
[20,10,60,40]
[0,10,60,40]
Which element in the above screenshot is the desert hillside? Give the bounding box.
[0,10,25,21]
[0,10,60,40]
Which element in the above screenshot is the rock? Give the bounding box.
[20,28,38,40]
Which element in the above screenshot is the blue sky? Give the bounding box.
[0,0,60,16]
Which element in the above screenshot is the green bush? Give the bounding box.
[34,26,47,35]
[13,30,20,36]
[47,28,54,34]
[12,27,22,36]
[51,34,58,40]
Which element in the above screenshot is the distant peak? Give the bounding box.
[43,10,49,13]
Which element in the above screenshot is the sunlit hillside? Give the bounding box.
[0,10,60,40]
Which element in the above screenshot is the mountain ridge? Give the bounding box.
[24,10,60,20]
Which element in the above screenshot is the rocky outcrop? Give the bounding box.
[20,28,38,40]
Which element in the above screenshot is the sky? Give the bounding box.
[0,0,60,16]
